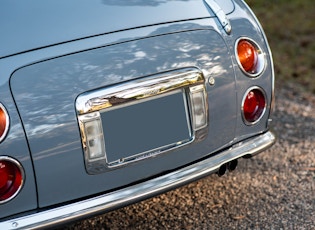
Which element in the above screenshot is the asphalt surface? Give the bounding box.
[64,83,315,229]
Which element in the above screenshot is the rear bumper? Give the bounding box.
[1,131,275,230]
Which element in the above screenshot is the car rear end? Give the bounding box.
[0,0,275,228]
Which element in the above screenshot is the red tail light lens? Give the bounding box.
[0,104,9,142]
[242,88,266,124]
[236,38,265,77]
[0,157,24,203]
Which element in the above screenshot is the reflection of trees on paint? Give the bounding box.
[12,23,228,144]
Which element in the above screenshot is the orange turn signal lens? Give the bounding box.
[235,38,265,77]
[0,104,9,142]
[237,40,258,73]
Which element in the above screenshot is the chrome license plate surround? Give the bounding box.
[76,68,208,174]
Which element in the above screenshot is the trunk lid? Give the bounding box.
[0,0,234,58]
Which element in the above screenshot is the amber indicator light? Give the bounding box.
[237,40,258,73]
[0,106,7,141]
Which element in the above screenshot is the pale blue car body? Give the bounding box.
[0,0,275,228]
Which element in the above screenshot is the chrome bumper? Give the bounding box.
[1,131,275,230]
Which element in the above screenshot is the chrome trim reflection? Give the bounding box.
[76,68,204,115]
[0,131,276,230]
[0,103,10,143]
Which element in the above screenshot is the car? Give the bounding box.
[0,0,275,228]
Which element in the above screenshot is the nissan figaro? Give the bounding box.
[0,0,275,228]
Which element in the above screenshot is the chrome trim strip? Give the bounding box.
[1,131,275,230]
[0,103,10,143]
[76,68,204,115]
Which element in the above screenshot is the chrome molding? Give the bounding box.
[0,131,275,230]
[0,103,10,143]
[76,68,204,115]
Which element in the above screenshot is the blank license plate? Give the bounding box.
[100,90,192,166]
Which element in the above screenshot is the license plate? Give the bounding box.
[100,90,192,166]
[76,68,207,173]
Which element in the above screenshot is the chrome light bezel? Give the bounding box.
[241,86,267,126]
[235,37,266,77]
[0,156,25,204]
[0,103,10,143]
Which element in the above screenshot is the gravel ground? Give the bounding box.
[64,83,315,229]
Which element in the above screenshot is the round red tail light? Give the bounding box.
[0,157,24,203]
[0,104,9,142]
[242,87,266,124]
[236,38,265,77]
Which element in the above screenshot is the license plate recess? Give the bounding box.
[76,68,208,173]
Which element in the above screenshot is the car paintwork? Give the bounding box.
[0,0,234,59]
[11,29,237,207]
[0,0,274,226]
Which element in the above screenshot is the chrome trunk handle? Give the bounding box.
[76,68,205,115]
